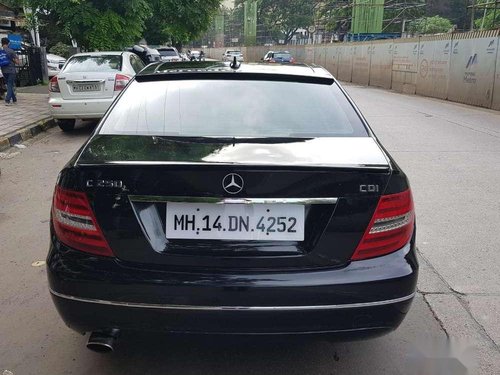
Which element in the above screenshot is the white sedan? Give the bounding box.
[49,51,145,131]
[46,53,66,78]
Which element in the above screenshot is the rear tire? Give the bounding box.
[58,119,76,132]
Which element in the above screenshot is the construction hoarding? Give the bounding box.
[392,38,419,94]
[351,42,371,85]
[369,40,393,89]
[338,44,354,82]
[448,30,499,108]
[416,35,452,100]
[493,39,500,111]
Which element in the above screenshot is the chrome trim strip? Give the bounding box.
[82,161,389,170]
[68,79,106,84]
[50,289,415,311]
[128,196,338,205]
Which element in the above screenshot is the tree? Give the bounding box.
[426,0,467,29]
[257,0,319,44]
[24,0,152,50]
[49,42,72,58]
[474,0,500,30]
[409,15,453,34]
[144,0,222,48]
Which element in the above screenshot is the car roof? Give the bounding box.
[136,62,334,84]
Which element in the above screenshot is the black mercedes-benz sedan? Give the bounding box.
[47,61,417,352]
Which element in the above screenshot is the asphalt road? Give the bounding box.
[1,85,499,374]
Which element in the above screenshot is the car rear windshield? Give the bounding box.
[275,53,291,59]
[64,55,123,73]
[228,51,241,55]
[159,49,178,57]
[99,79,368,138]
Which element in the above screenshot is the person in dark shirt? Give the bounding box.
[1,37,19,106]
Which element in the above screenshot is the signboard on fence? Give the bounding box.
[416,35,452,100]
[448,31,499,108]
[369,40,393,89]
[338,44,354,82]
[351,42,371,85]
[392,39,419,94]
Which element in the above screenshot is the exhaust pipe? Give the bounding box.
[86,329,120,353]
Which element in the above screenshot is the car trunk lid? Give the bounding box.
[68,135,391,270]
[57,72,117,100]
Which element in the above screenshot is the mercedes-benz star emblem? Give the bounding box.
[222,173,244,195]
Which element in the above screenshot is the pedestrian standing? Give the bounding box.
[0,37,19,106]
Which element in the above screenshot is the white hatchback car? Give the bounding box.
[49,52,145,131]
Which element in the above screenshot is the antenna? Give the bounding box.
[230,55,241,70]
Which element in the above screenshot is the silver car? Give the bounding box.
[158,47,182,62]
[222,50,244,62]
[49,52,145,131]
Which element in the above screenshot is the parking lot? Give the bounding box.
[0,84,499,374]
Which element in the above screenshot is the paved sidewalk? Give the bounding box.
[0,92,53,151]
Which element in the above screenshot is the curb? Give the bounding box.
[0,117,56,152]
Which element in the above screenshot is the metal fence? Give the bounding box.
[207,30,500,111]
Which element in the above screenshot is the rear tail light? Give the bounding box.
[290,57,296,64]
[269,58,276,63]
[49,76,60,92]
[51,186,114,257]
[114,74,131,91]
[351,189,414,261]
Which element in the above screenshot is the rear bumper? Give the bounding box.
[47,240,418,337]
[49,96,116,119]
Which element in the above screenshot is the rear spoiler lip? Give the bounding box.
[75,160,390,171]
[135,72,335,85]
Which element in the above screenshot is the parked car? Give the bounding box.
[189,50,205,61]
[157,47,182,62]
[179,52,189,61]
[49,51,145,131]
[46,53,67,77]
[47,61,417,352]
[222,49,244,62]
[126,45,161,65]
[263,51,295,64]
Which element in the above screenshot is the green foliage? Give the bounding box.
[26,0,152,50]
[49,42,72,58]
[257,0,318,44]
[318,1,351,33]
[144,0,222,47]
[474,0,500,30]
[409,15,453,35]
[426,0,466,29]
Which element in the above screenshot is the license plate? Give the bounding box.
[72,83,100,92]
[166,203,305,241]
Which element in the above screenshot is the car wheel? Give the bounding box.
[57,119,76,132]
